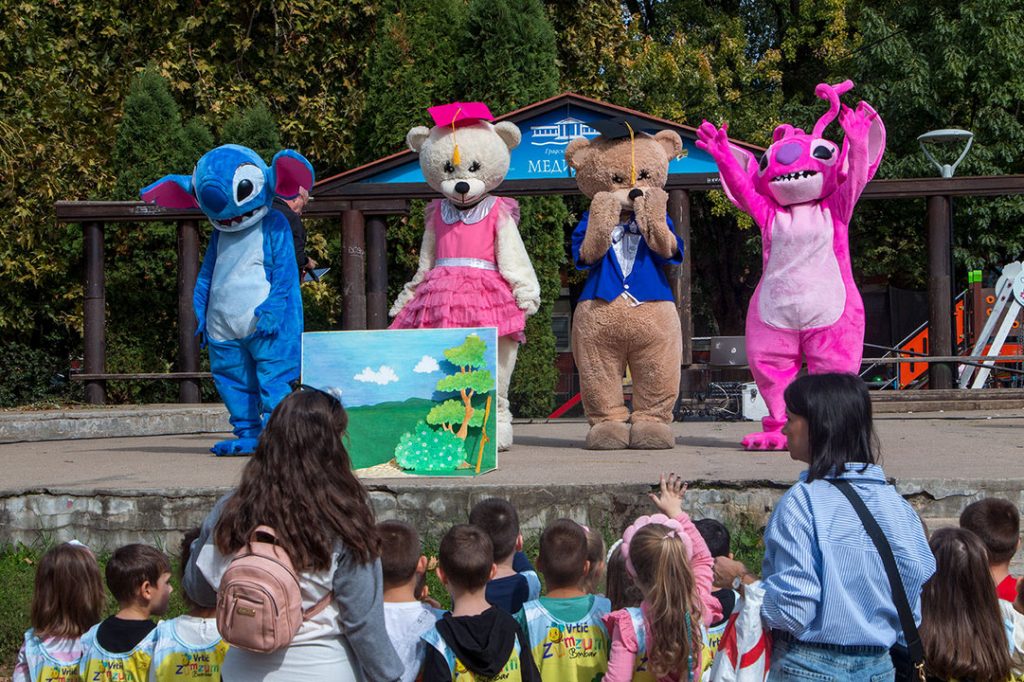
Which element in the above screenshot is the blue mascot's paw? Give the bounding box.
[254,312,279,338]
[211,437,259,456]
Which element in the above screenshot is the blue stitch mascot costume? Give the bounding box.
[141,145,314,455]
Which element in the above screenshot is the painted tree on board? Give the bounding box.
[426,334,494,439]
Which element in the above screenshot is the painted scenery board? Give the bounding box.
[301,328,499,476]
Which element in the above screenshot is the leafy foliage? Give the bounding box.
[393,421,467,472]
[220,101,283,163]
[426,399,486,430]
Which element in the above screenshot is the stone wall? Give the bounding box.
[3,479,1016,556]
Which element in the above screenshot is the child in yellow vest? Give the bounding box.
[80,544,173,682]
[13,542,105,682]
[515,519,611,680]
[149,529,228,681]
[421,525,540,682]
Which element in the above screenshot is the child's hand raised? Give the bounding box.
[648,473,687,519]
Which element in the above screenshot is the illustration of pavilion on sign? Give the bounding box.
[529,117,598,146]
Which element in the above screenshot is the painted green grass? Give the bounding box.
[346,395,497,474]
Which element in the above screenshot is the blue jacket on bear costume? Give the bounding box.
[141,145,313,455]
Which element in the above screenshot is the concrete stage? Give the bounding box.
[2,410,1024,550]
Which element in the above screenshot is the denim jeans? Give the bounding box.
[768,635,896,681]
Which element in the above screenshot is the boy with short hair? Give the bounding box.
[469,498,540,613]
[960,498,1021,601]
[515,519,611,680]
[422,524,540,682]
[80,544,173,681]
[695,518,740,656]
[378,520,441,682]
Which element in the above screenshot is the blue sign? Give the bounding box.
[358,104,718,185]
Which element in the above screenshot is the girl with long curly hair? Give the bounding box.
[183,387,403,681]
[602,474,721,681]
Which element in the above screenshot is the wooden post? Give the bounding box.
[927,194,953,389]
[83,221,106,404]
[177,220,201,403]
[668,189,693,366]
[365,215,388,329]
[342,210,367,330]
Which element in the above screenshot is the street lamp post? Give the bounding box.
[918,129,974,389]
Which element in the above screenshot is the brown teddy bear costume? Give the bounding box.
[566,118,684,450]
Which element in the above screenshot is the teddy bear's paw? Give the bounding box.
[497,420,513,452]
[585,421,631,450]
[741,431,789,452]
[628,421,675,450]
[211,437,259,457]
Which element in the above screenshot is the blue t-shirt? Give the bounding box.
[486,552,542,614]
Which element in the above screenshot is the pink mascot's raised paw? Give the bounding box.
[696,81,885,451]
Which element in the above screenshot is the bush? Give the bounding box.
[0,343,77,408]
[393,421,467,472]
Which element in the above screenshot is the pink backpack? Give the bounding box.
[216,525,333,653]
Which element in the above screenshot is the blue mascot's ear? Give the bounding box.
[140,175,199,209]
[271,150,315,199]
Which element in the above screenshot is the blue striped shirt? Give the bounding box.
[761,463,936,648]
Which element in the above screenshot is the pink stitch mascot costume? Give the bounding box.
[696,81,885,451]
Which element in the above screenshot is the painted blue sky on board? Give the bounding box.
[301,328,499,408]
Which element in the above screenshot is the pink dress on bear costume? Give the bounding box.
[696,81,885,450]
[390,195,526,342]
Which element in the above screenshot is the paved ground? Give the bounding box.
[3,410,1024,493]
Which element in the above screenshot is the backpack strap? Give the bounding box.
[303,591,335,620]
[828,479,925,682]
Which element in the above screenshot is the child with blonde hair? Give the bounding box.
[13,542,105,682]
[603,474,720,681]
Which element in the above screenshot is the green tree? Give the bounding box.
[433,334,495,439]
[460,0,560,110]
[220,100,282,162]
[358,0,468,163]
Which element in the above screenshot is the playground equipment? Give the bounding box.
[960,261,1024,389]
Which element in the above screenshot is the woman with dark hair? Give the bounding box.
[921,527,1024,682]
[184,387,403,681]
[714,373,935,680]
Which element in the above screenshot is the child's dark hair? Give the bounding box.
[378,520,422,589]
[694,519,731,558]
[439,524,493,591]
[106,544,171,605]
[921,527,1011,682]
[606,542,643,611]
[783,373,878,481]
[31,543,105,639]
[469,498,520,562]
[178,528,202,609]
[960,498,1020,565]
[581,525,606,594]
[538,519,589,590]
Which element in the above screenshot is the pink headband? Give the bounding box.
[620,514,692,579]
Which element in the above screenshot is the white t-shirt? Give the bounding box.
[383,602,440,682]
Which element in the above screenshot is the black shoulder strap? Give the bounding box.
[828,480,924,668]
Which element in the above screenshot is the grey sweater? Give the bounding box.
[183,494,403,682]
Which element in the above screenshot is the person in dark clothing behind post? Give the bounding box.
[422,524,541,682]
[273,186,317,278]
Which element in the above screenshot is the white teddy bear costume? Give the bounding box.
[389,102,540,451]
